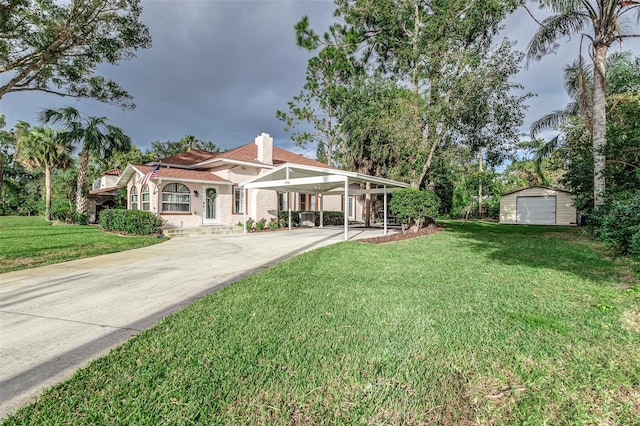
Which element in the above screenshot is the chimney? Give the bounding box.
[255,132,273,165]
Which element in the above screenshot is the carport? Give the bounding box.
[242,164,409,240]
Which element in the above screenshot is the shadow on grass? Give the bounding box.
[441,220,615,284]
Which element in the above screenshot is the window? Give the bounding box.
[299,194,317,211]
[141,185,150,211]
[233,186,244,214]
[130,186,138,210]
[162,183,190,213]
[278,192,288,211]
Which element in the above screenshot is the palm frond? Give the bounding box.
[534,134,561,179]
[529,109,571,138]
[527,10,591,63]
[38,107,81,128]
[563,59,593,99]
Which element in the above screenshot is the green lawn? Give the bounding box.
[0,216,165,273]
[4,222,639,424]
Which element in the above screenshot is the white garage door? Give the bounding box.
[516,196,556,224]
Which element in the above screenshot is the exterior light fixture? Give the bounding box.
[193,190,199,197]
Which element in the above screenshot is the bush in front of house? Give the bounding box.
[390,188,441,232]
[100,209,163,235]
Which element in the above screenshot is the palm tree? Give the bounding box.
[39,107,131,215]
[525,0,640,206]
[15,124,74,221]
[530,52,639,184]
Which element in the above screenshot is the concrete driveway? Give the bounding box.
[0,227,389,418]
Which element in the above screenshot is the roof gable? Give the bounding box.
[195,143,333,169]
[501,185,572,197]
[117,163,232,186]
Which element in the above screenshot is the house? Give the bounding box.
[115,133,408,233]
[88,169,122,223]
[499,186,577,225]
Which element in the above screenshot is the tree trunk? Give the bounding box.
[76,149,89,214]
[0,153,4,208]
[45,166,52,221]
[478,149,483,219]
[592,44,608,207]
[364,195,371,228]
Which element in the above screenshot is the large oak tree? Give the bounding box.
[1,0,151,109]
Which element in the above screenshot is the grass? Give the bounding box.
[4,222,640,424]
[0,216,165,273]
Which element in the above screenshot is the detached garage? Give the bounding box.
[500,186,577,225]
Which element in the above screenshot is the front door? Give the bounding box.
[203,187,218,224]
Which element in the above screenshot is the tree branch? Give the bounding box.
[519,3,547,28]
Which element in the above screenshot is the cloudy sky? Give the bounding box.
[2,0,638,157]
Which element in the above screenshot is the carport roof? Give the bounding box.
[242,163,409,194]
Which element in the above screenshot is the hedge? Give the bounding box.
[278,211,344,227]
[100,209,164,235]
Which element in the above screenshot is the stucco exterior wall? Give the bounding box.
[126,177,235,228]
[249,189,278,222]
[123,166,377,228]
[500,187,576,225]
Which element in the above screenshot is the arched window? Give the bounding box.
[162,183,190,212]
[130,186,139,210]
[141,184,150,211]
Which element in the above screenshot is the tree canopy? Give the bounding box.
[40,106,131,214]
[524,0,640,206]
[0,0,151,109]
[149,135,221,159]
[295,0,528,188]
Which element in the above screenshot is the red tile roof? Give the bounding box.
[272,146,333,169]
[102,169,121,176]
[157,149,217,166]
[89,186,121,195]
[134,164,231,183]
[196,143,333,169]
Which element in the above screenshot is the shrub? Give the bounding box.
[100,209,163,235]
[245,218,255,231]
[595,191,640,258]
[320,211,345,226]
[268,218,278,230]
[255,218,267,231]
[484,196,500,219]
[72,212,89,225]
[390,188,441,232]
[278,211,300,227]
[51,205,72,223]
[277,211,344,227]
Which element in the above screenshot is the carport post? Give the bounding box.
[242,187,247,234]
[319,194,324,228]
[383,186,388,235]
[344,177,349,240]
[286,167,292,231]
